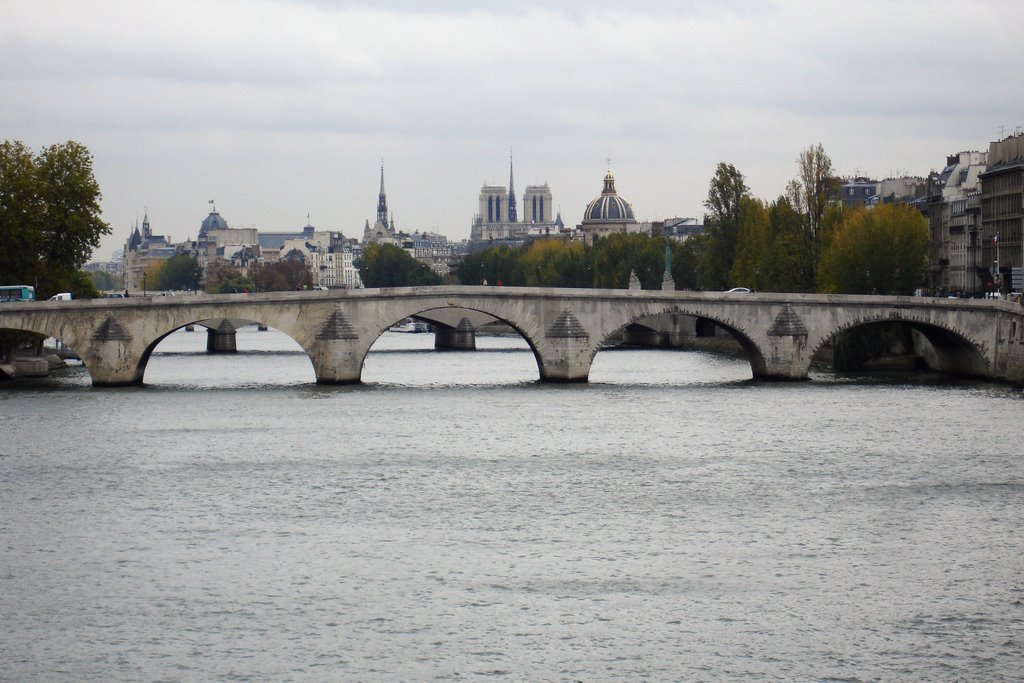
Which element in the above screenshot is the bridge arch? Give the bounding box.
[811,313,990,378]
[0,318,87,378]
[359,301,549,383]
[590,303,769,380]
[136,313,316,385]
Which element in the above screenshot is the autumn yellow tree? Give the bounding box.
[818,203,928,294]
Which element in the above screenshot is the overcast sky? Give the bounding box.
[3,0,1022,261]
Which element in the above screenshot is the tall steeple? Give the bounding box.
[376,160,388,226]
[507,151,518,223]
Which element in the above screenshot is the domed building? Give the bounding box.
[199,209,229,239]
[580,169,637,244]
[193,204,258,275]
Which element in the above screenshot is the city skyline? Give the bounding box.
[3,0,1022,261]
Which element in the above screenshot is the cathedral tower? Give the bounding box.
[376,161,388,227]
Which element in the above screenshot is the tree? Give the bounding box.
[729,196,770,290]
[786,143,838,288]
[457,236,693,290]
[149,254,202,291]
[457,244,523,286]
[204,260,247,293]
[591,233,666,289]
[90,269,120,292]
[817,203,929,295]
[761,196,808,292]
[252,259,309,292]
[519,239,590,287]
[697,162,748,290]
[670,237,700,290]
[356,243,442,287]
[0,140,110,298]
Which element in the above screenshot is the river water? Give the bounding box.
[2,328,1022,681]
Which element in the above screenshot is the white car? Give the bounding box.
[726,287,751,293]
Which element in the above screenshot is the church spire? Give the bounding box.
[376,160,388,226]
[507,150,518,223]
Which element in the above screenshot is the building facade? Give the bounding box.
[926,151,987,294]
[308,237,362,289]
[980,133,1024,292]
[839,177,879,207]
[123,213,177,292]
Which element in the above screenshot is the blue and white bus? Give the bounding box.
[0,285,36,302]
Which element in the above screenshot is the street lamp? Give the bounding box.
[994,232,1001,294]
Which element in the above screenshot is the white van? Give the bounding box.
[48,292,72,301]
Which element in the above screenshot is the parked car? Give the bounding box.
[726,287,751,293]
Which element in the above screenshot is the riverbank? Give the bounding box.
[0,352,67,380]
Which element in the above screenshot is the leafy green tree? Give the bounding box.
[697,162,748,290]
[729,196,770,290]
[761,196,808,292]
[1,140,107,354]
[0,140,110,298]
[670,237,700,290]
[212,274,254,294]
[459,236,696,290]
[591,232,667,289]
[150,254,202,291]
[519,239,592,287]
[357,243,442,287]
[457,244,523,286]
[818,203,928,294]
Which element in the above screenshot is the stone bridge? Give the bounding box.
[2,286,1023,386]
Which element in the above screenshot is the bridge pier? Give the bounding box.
[206,320,237,353]
[83,344,146,386]
[434,318,476,350]
[537,338,593,382]
[307,337,365,384]
[755,332,811,381]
